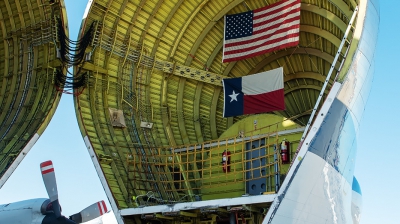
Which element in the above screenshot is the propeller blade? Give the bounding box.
[40,160,61,218]
[69,201,108,223]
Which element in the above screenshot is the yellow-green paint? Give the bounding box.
[71,0,360,217]
[0,0,67,180]
[121,113,304,204]
[219,113,302,139]
[200,113,303,200]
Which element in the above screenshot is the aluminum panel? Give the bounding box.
[308,99,357,184]
[358,62,375,112]
[338,52,369,130]
[267,153,352,224]
[369,0,380,12]
[274,199,304,221]
[283,150,326,204]
[358,3,379,63]
[351,177,362,224]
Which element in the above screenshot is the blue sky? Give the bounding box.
[0,1,396,224]
[0,1,116,222]
[354,1,400,224]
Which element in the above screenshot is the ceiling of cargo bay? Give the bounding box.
[73,0,358,207]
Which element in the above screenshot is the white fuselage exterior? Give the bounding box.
[263,0,379,223]
[0,198,48,224]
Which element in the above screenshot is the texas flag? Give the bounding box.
[222,67,285,117]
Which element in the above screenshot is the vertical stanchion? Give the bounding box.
[274,144,280,193]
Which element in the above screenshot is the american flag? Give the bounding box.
[222,0,301,63]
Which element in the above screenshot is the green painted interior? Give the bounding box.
[0,0,364,223]
[0,0,68,181]
[74,1,360,217]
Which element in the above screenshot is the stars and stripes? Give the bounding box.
[222,0,301,62]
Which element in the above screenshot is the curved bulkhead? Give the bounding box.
[73,0,379,223]
[0,0,68,189]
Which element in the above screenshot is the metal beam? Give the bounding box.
[170,0,210,58]
[177,78,190,144]
[194,82,204,143]
[121,194,277,216]
[301,25,341,48]
[249,47,338,75]
[301,4,348,33]
[82,62,109,75]
[184,0,243,65]
[173,127,305,153]
[284,71,328,83]
[284,85,330,95]
[210,88,221,139]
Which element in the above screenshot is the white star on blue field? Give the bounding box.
[229,90,240,102]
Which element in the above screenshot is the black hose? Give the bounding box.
[57,18,95,66]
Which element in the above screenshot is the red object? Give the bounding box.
[281,140,290,164]
[222,150,231,172]
[222,68,285,117]
[97,201,107,215]
[40,160,55,175]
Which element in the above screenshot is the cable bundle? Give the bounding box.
[57,18,95,66]
[54,68,87,94]
[55,18,95,94]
